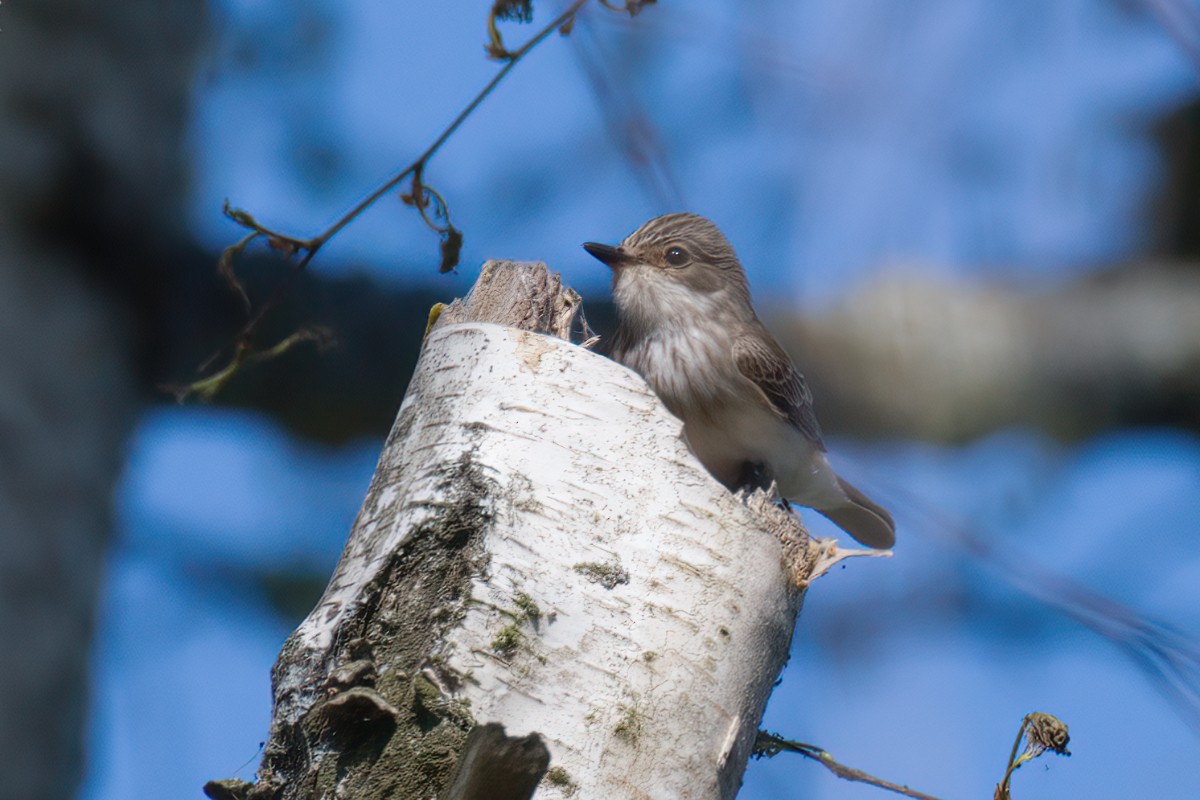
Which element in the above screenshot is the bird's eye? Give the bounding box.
[665,246,689,267]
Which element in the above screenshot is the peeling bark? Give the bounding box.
[218,261,820,800]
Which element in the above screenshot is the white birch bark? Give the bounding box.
[215,262,828,800]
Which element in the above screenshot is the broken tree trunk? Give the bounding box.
[208,261,830,800]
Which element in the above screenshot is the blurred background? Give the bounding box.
[3,0,1200,798]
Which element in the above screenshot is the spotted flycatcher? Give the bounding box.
[583,212,895,549]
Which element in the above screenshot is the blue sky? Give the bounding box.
[85,2,1200,798]
[191,0,1196,300]
[84,414,1200,798]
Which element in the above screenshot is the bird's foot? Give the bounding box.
[733,461,788,509]
[734,460,771,492]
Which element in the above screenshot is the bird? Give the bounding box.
[582,212,895,549]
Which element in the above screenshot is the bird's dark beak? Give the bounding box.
[582,242,630,268]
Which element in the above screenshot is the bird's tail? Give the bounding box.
[816,477,896,549]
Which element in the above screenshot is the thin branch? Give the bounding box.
[163,326,333,402]
[571,19,684,209]
[861,474,1200,739]
[311,0,588,252]
[216,230,259,314]
[1141,0,1200,78]
[753,731,944,800]
[177,0,594,402]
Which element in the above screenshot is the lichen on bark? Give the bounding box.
[242,452,499,800]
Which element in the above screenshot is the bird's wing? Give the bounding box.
[732,332,826,450]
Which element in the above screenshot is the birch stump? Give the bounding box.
[207,261,833,800]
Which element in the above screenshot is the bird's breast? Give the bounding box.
[616,324,741,414]
[614,324,833,501]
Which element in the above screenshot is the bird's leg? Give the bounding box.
[734,460,782,496]
[733,460,793,510]
[734,460,771,493]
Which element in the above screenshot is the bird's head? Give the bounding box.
[583,213,752,325]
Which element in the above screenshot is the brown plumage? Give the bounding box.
[583,213,895,549]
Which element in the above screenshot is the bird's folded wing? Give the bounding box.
[732,333,826,450]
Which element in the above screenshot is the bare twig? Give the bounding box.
[1140,0,1200,77]
[599,0,657,15]
[994,712,1071,800]
[487,1,535,59]
[179,0,599,402]
[163,327,333,402]
[753,730,944,800]
[571,20,683,209]
[216,229,258,314]
[402,166,465,274]
[870,477,1200,737]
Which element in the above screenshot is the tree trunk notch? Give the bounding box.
[222,261,816,800]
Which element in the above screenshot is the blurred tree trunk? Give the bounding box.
[0,232,136,800]
[773,266,1200,442]
[208,263,819,800]
[0,1,206,798]
[185,262,1200,447]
